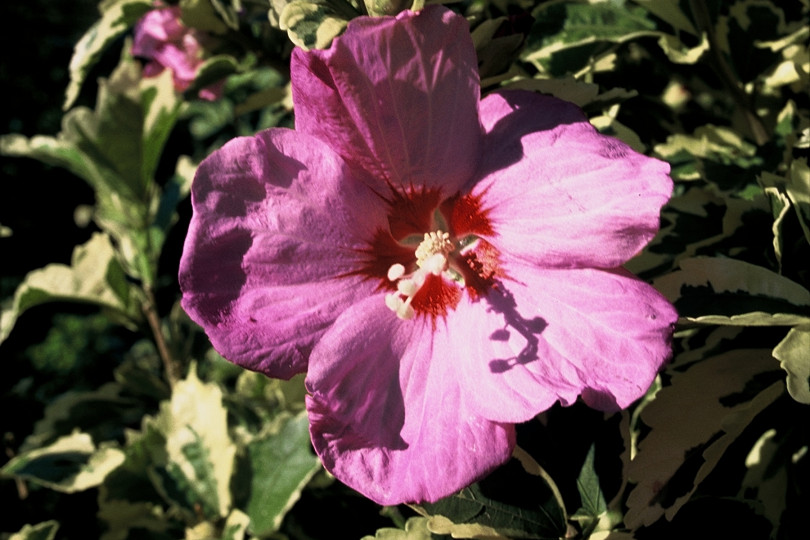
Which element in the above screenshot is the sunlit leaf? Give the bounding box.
[413,452,567,540]
[8,521,59,540]
[21,382,152,453]
[524,1,659,75]
[505,77,637,111]
[742,429,788,533]
[0,233,139,344]
[151,364,236,518]
[64,0,153,109]
[654,257,810,326]
[279,0,357,50]
[625,348,784,527]
[629,0,697,35]
[590,108,646,152]
[786,159,810,243]
[655,125,760,171]
[221,509,251,540]
[3,52,182,285]
[773,326,810,404]
[361,517,433,540]
[656,32,709,64]
[1,431,125,493]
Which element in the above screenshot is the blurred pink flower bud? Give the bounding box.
[132,5,222,100]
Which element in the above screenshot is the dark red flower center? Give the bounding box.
[355,187,502,320]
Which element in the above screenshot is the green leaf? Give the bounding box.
[531,1,657,46]
[629,0,698,35]
[221,509,251,540]
[363,0,414,17]
[8,521,59,540]
[656,32,710,64]
[0,233,139,344]
[625,348,784,527]
[505,77,637,111]
[761,158,810,277]
[590,109,647,153]
[180,0,231,33]
[21,382,154,453]
[279,1,356,50]
[525,1,659,75]
[763,182,793,270]
[413,453,567,540]
[5,52,182,285]
[4,53,180,208]
[741,429,789,535]
[97,499,173,540]
[576,444,608,520]
[152,364,236,518]
[785,159,810,245]
[1,432,125,493]
[1,131,119,205]
[184,54,239,97]
[244,411,320,536]
[773,326,810,404]
[140,69,185,185]
[64,0,153,110]
[654,125,761,174]
[654,257,810,326]
[361,517,433,540]
[64,57,150,201]
[96,416,174,540]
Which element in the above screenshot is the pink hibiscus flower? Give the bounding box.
[179,6,677,504]
[132,5,222,100]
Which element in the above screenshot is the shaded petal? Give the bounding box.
[291,6,481,194]
[306,297,515,505]
[179,128,386,379]
[473,90,672,269]
[453,260,677,422]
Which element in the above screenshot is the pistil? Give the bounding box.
[385,230,455,320]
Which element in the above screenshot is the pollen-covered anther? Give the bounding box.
[415,231,453,269]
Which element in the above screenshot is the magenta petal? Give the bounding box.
[290,6,481,194]
[306,297,515,504]
[473,90,672,269]
[453,260,677,422]
[179,128,386,379]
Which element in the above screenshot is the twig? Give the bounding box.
[143,287,181,386]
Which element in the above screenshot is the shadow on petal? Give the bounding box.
[180,226,251,326]
[307,308,411,452]
[474,90,587,183]
[484,282,547,374]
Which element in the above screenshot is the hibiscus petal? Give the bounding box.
[179,128,386,379]
[290,6,481,194]
[453,260,677,423]
[473,90,672,269]
[306,297,515,505]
